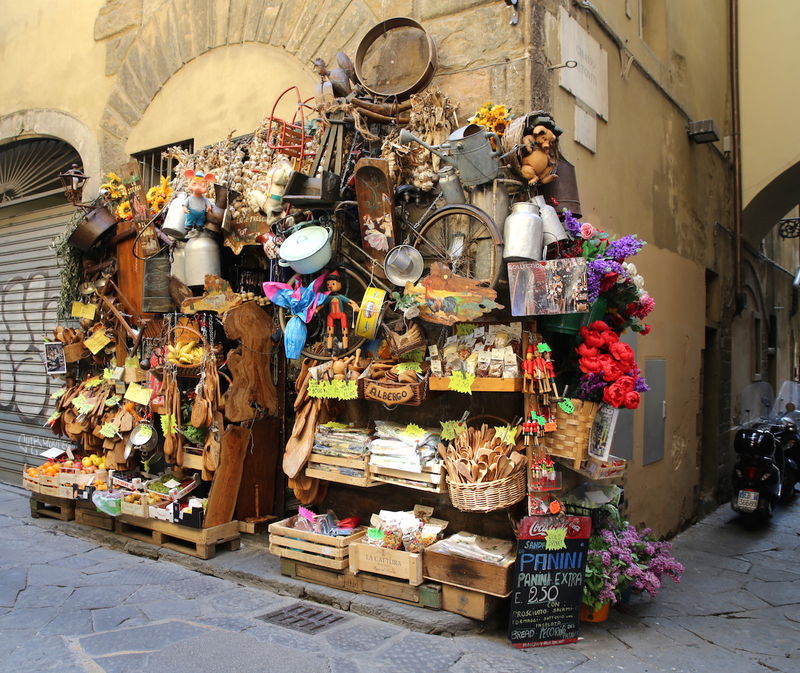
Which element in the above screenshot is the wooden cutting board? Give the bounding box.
[204,424,249,528]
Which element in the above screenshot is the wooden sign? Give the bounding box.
[224,214,271,255]
[363,380,415,406]
[354,158,397,266]
[509,515,591,648]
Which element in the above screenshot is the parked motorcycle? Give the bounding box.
[731,381,800,525]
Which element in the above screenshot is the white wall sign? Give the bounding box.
[559,7,609,121]
[575,105,597,153]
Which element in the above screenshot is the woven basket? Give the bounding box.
[543,399,599,469]
[168,325,207,378]
[358,362,429,407]
[447,468,527,513]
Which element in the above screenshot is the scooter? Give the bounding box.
[731,426,782,524]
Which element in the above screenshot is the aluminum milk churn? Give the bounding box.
[183,230,220,287]
[503,201,543,261]
[534,195,568,246]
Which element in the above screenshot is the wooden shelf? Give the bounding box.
[429,377,523,392]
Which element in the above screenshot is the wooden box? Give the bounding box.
[348,542,423,586]
[22,467,39,493]
[370,462,446,493]
[305,452,377,487]
[74,500,115,531]
[442,584,500,620]
[120,493,149,518]
[429,377,522,392]
[268,516,366,570]
[423,542,515,597]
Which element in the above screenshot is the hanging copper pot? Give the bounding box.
[68,205,116,251]
[539,155,582,219]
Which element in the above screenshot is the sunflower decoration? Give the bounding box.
[146,176,173,214]
[116,200,133,222]
[99,171,127,201]
[468,101,512,136]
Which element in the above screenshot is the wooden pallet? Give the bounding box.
[115,514,241,559]
[29,493,75,521]
[280,558,442,610]
[238,516,278,535]
[74,501,115,531]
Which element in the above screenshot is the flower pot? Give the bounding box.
[580,602,610,623]
[537,297,607,336]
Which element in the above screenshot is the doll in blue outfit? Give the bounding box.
[182,169,216,233]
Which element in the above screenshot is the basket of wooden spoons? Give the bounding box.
[441,424,527,512]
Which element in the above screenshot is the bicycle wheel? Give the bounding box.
[277,265,369,362]
[410,204,504,288]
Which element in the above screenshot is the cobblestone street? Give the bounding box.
[1,483,798,673]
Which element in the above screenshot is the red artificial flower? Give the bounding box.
[588,320,611,332]
[641,324,651,335]
[603,382,626,407]
[623,391,641,409]
[580,326,606,349]
[576,343,599,358]
[579,355,603,374]
[609,342,635,367]
[601,358,625,382]
[615,375,635,393]
[600,272,619,292]
[601,329,620,346]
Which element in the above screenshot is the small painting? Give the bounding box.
[44,342,67,375]
[404,263,503,326]
[508,258,589,316]
[587,403,619,462]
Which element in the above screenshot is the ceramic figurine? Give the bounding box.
[182,170,216,232]
[317,270,360,350]
[519,125,558,185]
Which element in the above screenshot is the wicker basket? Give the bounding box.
[358,363,429,407]
[543,398,599,469]
[167,325,206,378]
[447,469,527,513]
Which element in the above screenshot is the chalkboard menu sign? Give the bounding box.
[509,515,591,648]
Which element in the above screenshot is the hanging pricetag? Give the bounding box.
[70,302,96,320]
[99,423,119,438]
[85,377,102,389]
[404,423,426,438]
[448,371,475,394]
[493,425,519,445]
[440,420,467,441]
[50,388,66,400]
[84,330,111,354]
[124,382,152,405]
[160,414,177,436]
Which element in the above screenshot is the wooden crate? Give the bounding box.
[442,584,500,621]
[429,377,522,392]
[116,514,240,560]
[423,544,515,597]
[29,493,75,521]
[280,558,442,609]
[268,516,366,570]
[305,452,377,487]
[120,494,150,518]
[348,542,423,586]
[22,472,39,494]
[74,501,115,531]
[370,463,446,493]
[238,516,277,535]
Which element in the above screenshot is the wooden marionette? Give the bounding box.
[522,344,537,394]
[533,349,551,397]
[317,269,360,350]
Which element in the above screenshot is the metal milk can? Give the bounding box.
[437,165,466,204]
[183,230,220,287]
[171,241,187,285]
[503,201,543,261]
[534,195,568,246]
[161,193,187,240]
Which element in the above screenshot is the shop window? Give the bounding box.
[0,138,80,207]
[133,139,194,190]
[639,0,668,61]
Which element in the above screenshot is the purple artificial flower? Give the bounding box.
[605,235,645,260]
[587,259,627,302]
[563,210,582,239]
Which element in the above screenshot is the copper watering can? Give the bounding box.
[399,124,503,187]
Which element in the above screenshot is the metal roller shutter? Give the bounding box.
[0,204,75,483]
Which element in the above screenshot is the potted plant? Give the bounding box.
[582,532,626,622]
[614,524,685,600]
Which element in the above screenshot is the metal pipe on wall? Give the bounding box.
[730,0,744,313]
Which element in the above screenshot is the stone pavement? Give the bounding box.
[0,483,798,673]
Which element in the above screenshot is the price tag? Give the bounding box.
[321,422,348,429]
[395,362,422,373]
[70,301,96,320]
[84,330,111,354]
[440,420,467,441]
[85,377,102,389]
[494,425,519,445]
[403,423,426,438]
[99,423,119,438]
[40,447,66,459]
[50,388,66,400]
[105,395,121,407]
[137,424,153,440]
[160,413,177,435]
[164,478,181,489]
[124,382,153,405]
[448,371,475,394]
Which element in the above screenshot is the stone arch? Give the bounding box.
[743,160,800,247]
[0,109,102,197]
[97,0,380,169]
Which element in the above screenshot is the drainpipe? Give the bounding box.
[730,0,744,313]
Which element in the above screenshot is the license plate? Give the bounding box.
[737,490,759,512]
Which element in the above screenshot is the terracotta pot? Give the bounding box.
[580,602,610,623]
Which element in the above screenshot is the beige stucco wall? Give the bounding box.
[740,0,800,209]
[543,1,732,534]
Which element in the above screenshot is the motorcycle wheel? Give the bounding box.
[779,467,797,503]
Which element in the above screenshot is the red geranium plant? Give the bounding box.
[575,321,648,409]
